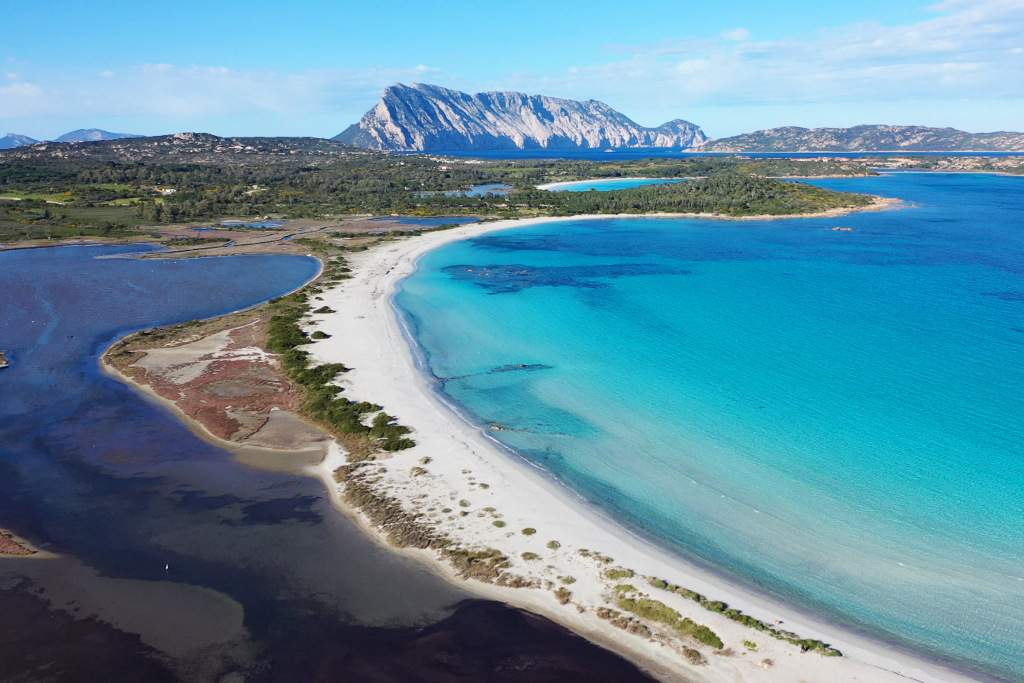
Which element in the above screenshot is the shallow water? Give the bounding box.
[547,177,688,191]
[395,173,1024,681]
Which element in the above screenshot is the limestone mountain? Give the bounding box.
[702,125,1024,152]
[335,83,707,152]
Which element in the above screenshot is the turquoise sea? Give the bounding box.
[395,173,1024,681]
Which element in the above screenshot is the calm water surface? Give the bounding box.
[396,173,1024,681]
[546,177,688,191]
[0,244,652,682]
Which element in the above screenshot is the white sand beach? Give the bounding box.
[305,214,978,683]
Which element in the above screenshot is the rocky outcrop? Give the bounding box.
[702,125,1024,152]
[335,83,707,151]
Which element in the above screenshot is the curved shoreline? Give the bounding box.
[303,210,989,683]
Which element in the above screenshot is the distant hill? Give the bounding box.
[0,133,38,150]
[54,129,144,143]
[335,83,707,152]
[701,125,1024,152]
[0,132,371,165]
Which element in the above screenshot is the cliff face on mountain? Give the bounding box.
[335,83,707,151]
[702,125,1024,152]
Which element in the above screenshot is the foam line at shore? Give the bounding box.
[305,213,985,683]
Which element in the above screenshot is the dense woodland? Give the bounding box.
[0,134,885,242]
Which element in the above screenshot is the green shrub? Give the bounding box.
[521,528,536,535]
[605,568,635,580]
[616,596,724,650]
[381,436,415,451]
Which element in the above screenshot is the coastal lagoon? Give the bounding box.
[0,244,651,681]
[545,178,688,191]
[395,173,1024,681]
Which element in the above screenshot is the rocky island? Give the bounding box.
[334,83,708,151]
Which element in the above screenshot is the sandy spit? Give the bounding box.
[304,211,983,683]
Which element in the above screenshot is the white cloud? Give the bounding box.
[2,1,1022,135]
[543,0,1024,119]
[720,28,750,41]
[0,64,444,122]
[0,81,48,118]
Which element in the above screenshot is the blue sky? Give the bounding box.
[3,0,1022,140]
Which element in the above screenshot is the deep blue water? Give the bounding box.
[395,173,1024,681]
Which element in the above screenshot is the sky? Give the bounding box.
[3,0,1023,140]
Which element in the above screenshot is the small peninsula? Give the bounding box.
[94,206,988,683]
